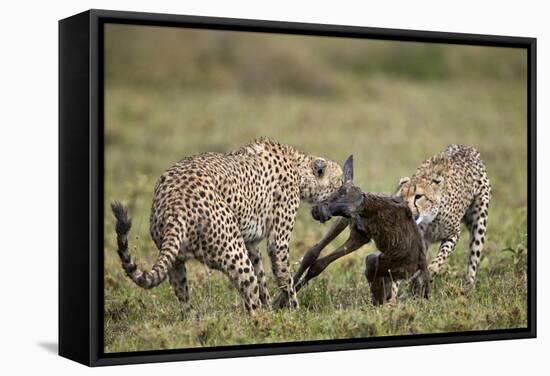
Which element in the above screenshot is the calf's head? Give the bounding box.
[311,155,364,223]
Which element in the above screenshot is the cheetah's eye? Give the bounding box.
[414,194,423,201]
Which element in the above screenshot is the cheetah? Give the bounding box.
[111,137,344,314]
[396,144,492,291]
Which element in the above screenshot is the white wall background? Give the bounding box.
[0,0,546,374]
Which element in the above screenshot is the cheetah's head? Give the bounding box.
[299,155,347,204]
[396,174,444,225]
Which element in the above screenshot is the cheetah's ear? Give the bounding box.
[396,176,410,194]
[398,176,410,186]
[343,155,354,183]
[432,176,444,185]
[313,158,327,178]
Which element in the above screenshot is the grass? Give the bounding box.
[103,25,528,353]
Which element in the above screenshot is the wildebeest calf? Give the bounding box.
[277,156,429,306]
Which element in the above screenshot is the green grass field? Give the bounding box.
[103,25,528,353]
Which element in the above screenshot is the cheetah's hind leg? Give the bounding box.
[463,188,490,292]
[169,260,192,318]
[246,243,271,307]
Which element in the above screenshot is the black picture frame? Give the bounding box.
[59,8,537,367]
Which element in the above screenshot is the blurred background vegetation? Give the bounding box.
[105,25,526,92]
[104,23,528,353]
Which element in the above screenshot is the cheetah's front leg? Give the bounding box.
[464,189,491,291]
[267,218,299,310]
[428,231,460,281]
[389,281,400,305]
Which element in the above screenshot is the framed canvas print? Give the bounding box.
[59,9,536,366]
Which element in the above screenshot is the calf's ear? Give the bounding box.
[343,155,354,182]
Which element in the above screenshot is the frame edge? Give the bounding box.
[59,10,93,366]
[59,8,537,367]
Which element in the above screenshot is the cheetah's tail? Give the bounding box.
[111,201,181,289]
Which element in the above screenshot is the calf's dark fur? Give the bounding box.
[280,156,429,306]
